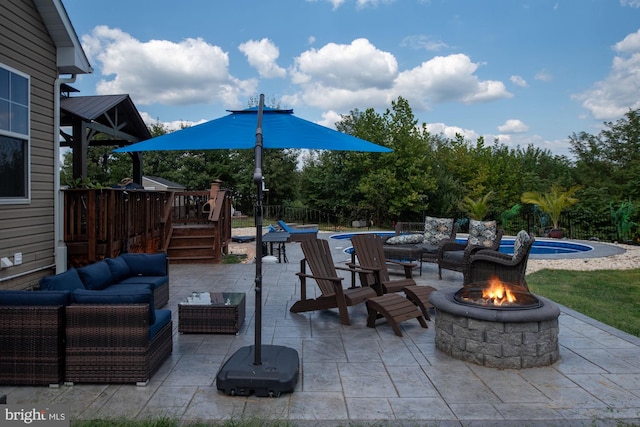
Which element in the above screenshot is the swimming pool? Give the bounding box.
[330,232,594,256]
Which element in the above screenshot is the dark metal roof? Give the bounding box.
[143,176,186,190]
[60,94,152,142]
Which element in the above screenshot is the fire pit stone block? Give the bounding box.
[430,290,560,369]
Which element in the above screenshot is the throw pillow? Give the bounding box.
[513,230,532,260]
[423,216,454,245]
[76,261,114,290]
[386,233,424,245]
[39,268,85,291]
[105,257,131,282]
[468,219,497,247]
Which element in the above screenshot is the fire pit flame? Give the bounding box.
[455,277,542,309]
[482,276,517,306]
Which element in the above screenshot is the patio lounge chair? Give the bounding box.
[276,220,318,242]
[291,238,377,325]
[465,230,535,288]
[437,219,504,280]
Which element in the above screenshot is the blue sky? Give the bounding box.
[62,0,640,158]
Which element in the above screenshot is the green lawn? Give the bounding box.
[527,268,640,337]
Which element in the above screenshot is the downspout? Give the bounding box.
[54,75,76,273]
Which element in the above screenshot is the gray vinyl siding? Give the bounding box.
[0,0,58,289]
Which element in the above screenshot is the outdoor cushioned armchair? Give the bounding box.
[437,219,504,280]
[383,217,458,267]
[465,230,535,288]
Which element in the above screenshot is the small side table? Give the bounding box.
[178,292,245,334]
[262,232,290,263]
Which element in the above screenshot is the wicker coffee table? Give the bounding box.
[178,292,245,334]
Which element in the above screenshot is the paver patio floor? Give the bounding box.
[2,233,640,426]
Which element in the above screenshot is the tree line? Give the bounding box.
[60,97,640,241]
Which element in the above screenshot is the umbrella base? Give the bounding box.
[216,345,299,397]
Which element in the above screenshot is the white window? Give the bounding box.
[0,64,30,203]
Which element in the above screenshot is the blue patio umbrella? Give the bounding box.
[113,105,392,153]
[115,95,392,397]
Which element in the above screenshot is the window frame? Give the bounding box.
[0,63,30,205]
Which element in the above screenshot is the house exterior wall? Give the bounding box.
[0,0,58,289]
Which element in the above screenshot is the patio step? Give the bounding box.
[168,255,217,264]
[168,225,219,263]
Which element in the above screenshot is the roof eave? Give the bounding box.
[33,0,93,75]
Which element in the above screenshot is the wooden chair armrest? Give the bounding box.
[346,263,383,273]
[336,265,372,275]
[295,272,344,282]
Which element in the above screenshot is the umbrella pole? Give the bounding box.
[253,95,265,365]
[215,94,299,397]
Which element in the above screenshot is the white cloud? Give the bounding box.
[534,69,553,82]
[139,111,206,132]
[401,35,450,51]
[238,38,287,78]
[498,119,528,133]
[394,53,512,106]
[305,0,394,8]
[573,29,640,120]
[620,0,640,7]
[317,110,342,128]
[426,122,479,141]
[510,75,528,87]
[289,40,511,111]
[291,38,398,90]
[82,26,256,107]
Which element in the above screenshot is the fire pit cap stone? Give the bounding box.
[429,289,560,323]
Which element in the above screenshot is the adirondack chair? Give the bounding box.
[350,233,436,326]
[349,233,417,296]
[291,238,377,325]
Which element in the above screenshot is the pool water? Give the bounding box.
[497,238,592,255]
[330,232,594,256]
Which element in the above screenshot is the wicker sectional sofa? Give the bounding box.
[0,253,173,386]
[40,253,169,308]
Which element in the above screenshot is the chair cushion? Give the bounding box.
[443,250,464,264]
[120,253,167,276]
[72,287,155,324]
[0,290,71,306]
[468,219,498,248]
[113,276,168,290]
[77,261,114,290]
[105,257,132,282]
[386,233,424,245]
[39,268,85,291]
[423,217,455,245]
[149,309,171,340]
[513,230,532,260]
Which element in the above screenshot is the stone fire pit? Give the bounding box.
[429,289,560,369]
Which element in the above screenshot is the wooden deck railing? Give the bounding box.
[63,187,232,267]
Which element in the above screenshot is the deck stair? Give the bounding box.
[167,225,220,264]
